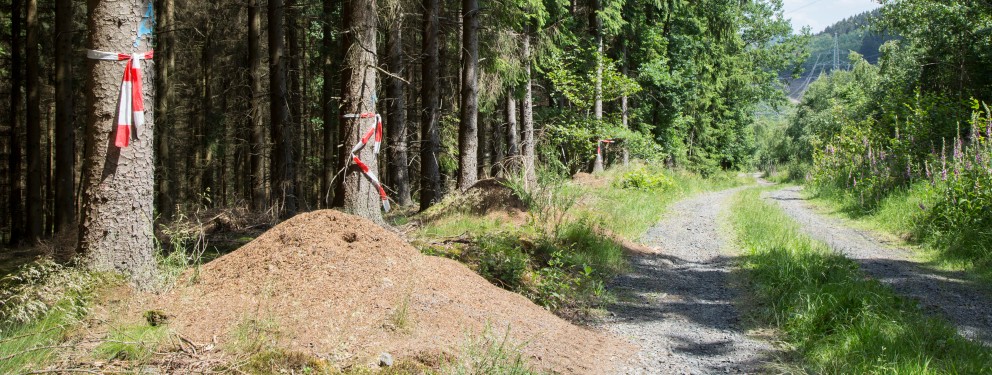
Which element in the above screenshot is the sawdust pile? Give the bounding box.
[156,210,627,373]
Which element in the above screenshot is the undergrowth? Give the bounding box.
[416,163,746,319]
[731,188,992,374]
[0,259,112,374]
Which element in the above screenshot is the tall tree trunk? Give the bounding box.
[287,0,305,209]
[320,0,336,208]
[248,0,267,210]
[154,0,174,219]
[506,95,518,158]
[593,0,603,121]
[25,0,42,241]
[79,0,157,285]
[55,0,75,233]
[340,0,383,223]
[197,35,214,207]
[269,0,297,217]
[457,0,479,189]
[8,0,24,246]
[419,0,441,211]
[387,14,411,206]
[522,26,536,188]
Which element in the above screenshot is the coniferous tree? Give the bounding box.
[386,4,412,206]
[458,0,480,189]
[54,0,75,233]
[8,0,24,245]
[25,0,42,240]
[269,0,296,216]
[79,0,157,285]
[420,0,442,211]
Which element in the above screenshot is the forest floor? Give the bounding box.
[601,184,778,374]
[765,185,992,346]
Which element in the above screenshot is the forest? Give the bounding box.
[0,0,801,257]
[3,0,992,373]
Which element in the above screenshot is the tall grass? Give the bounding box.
[731,189,992,374]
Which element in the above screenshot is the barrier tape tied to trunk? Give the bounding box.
[597,139,614,158]
[345,112,390,212]
[87,50,154,148]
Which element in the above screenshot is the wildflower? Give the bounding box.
[925,161,932,179]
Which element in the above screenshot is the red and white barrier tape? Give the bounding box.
[87,50,154,148]
[345,112,389,212]
[597,139,614,158]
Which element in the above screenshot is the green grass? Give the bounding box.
[572,164,747,239]
[809,182,992,286]
[731,188,992,374]
[94,323,171,362]
[0,303,79,374]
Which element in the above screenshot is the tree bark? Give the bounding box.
[8,0,24,246]
[287,0,305,209]
[594,0,603,121]
[419,0,442,211]
[248,0,267,210]
[340,0,383,223]
[457,0,479,189]
[154,0,175,219]
[387,14,412,206]
[79,0,157,286]
[269,0,297,217]
[197,34,214,206]
[55,0,75,233]
[522,26,537,188]
[320,0,337,208]
[25,0,42,241]
[506,95,518,158]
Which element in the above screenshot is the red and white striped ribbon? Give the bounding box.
[87,50,154,148]
[345,112,389,212]
[597,139,614,158]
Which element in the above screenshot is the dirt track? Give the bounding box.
[603,187,775,374]
[766,186,992,346]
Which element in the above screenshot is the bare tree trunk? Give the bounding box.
[593,0,603,121]
[522,26,536,188]
[197,34,214,206]
[507,95,518,158]
[55,0,75,233]
[269,0,296,217]
[457,0,479,189]
[79,0,157,286]
[340,0,383,223]
[320,0,337,208]
[8,0,24,246]
[25,0,42,241]
[287,0,305,209]
[154,0,174,219]
[419,0,441,211]
[387,14,412,206]
[248,0,267,210]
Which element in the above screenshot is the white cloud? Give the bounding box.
[783,0,883,34]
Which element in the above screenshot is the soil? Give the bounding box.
[151,210,629,373]
[602,187,777,374]
[766,186,992,346]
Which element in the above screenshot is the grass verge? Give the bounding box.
[731,188,992,374]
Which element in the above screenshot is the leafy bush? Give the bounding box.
[613,169,675,191]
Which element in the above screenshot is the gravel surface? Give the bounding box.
[766,186,992,346]
[603,187,776,374]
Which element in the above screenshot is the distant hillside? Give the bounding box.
[787,9,897,99]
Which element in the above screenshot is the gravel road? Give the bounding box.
[766,186,992,346]
[603,187,775,374]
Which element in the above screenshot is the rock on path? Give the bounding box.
[604,187,775,374]
[767,186,992,346]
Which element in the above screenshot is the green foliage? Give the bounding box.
[0,260,110,373]
[94,324,170,362]
[439,325,540,375]
[731,189,992,374]
[613,169,675,191]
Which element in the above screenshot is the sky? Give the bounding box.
[783,0,884,34]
